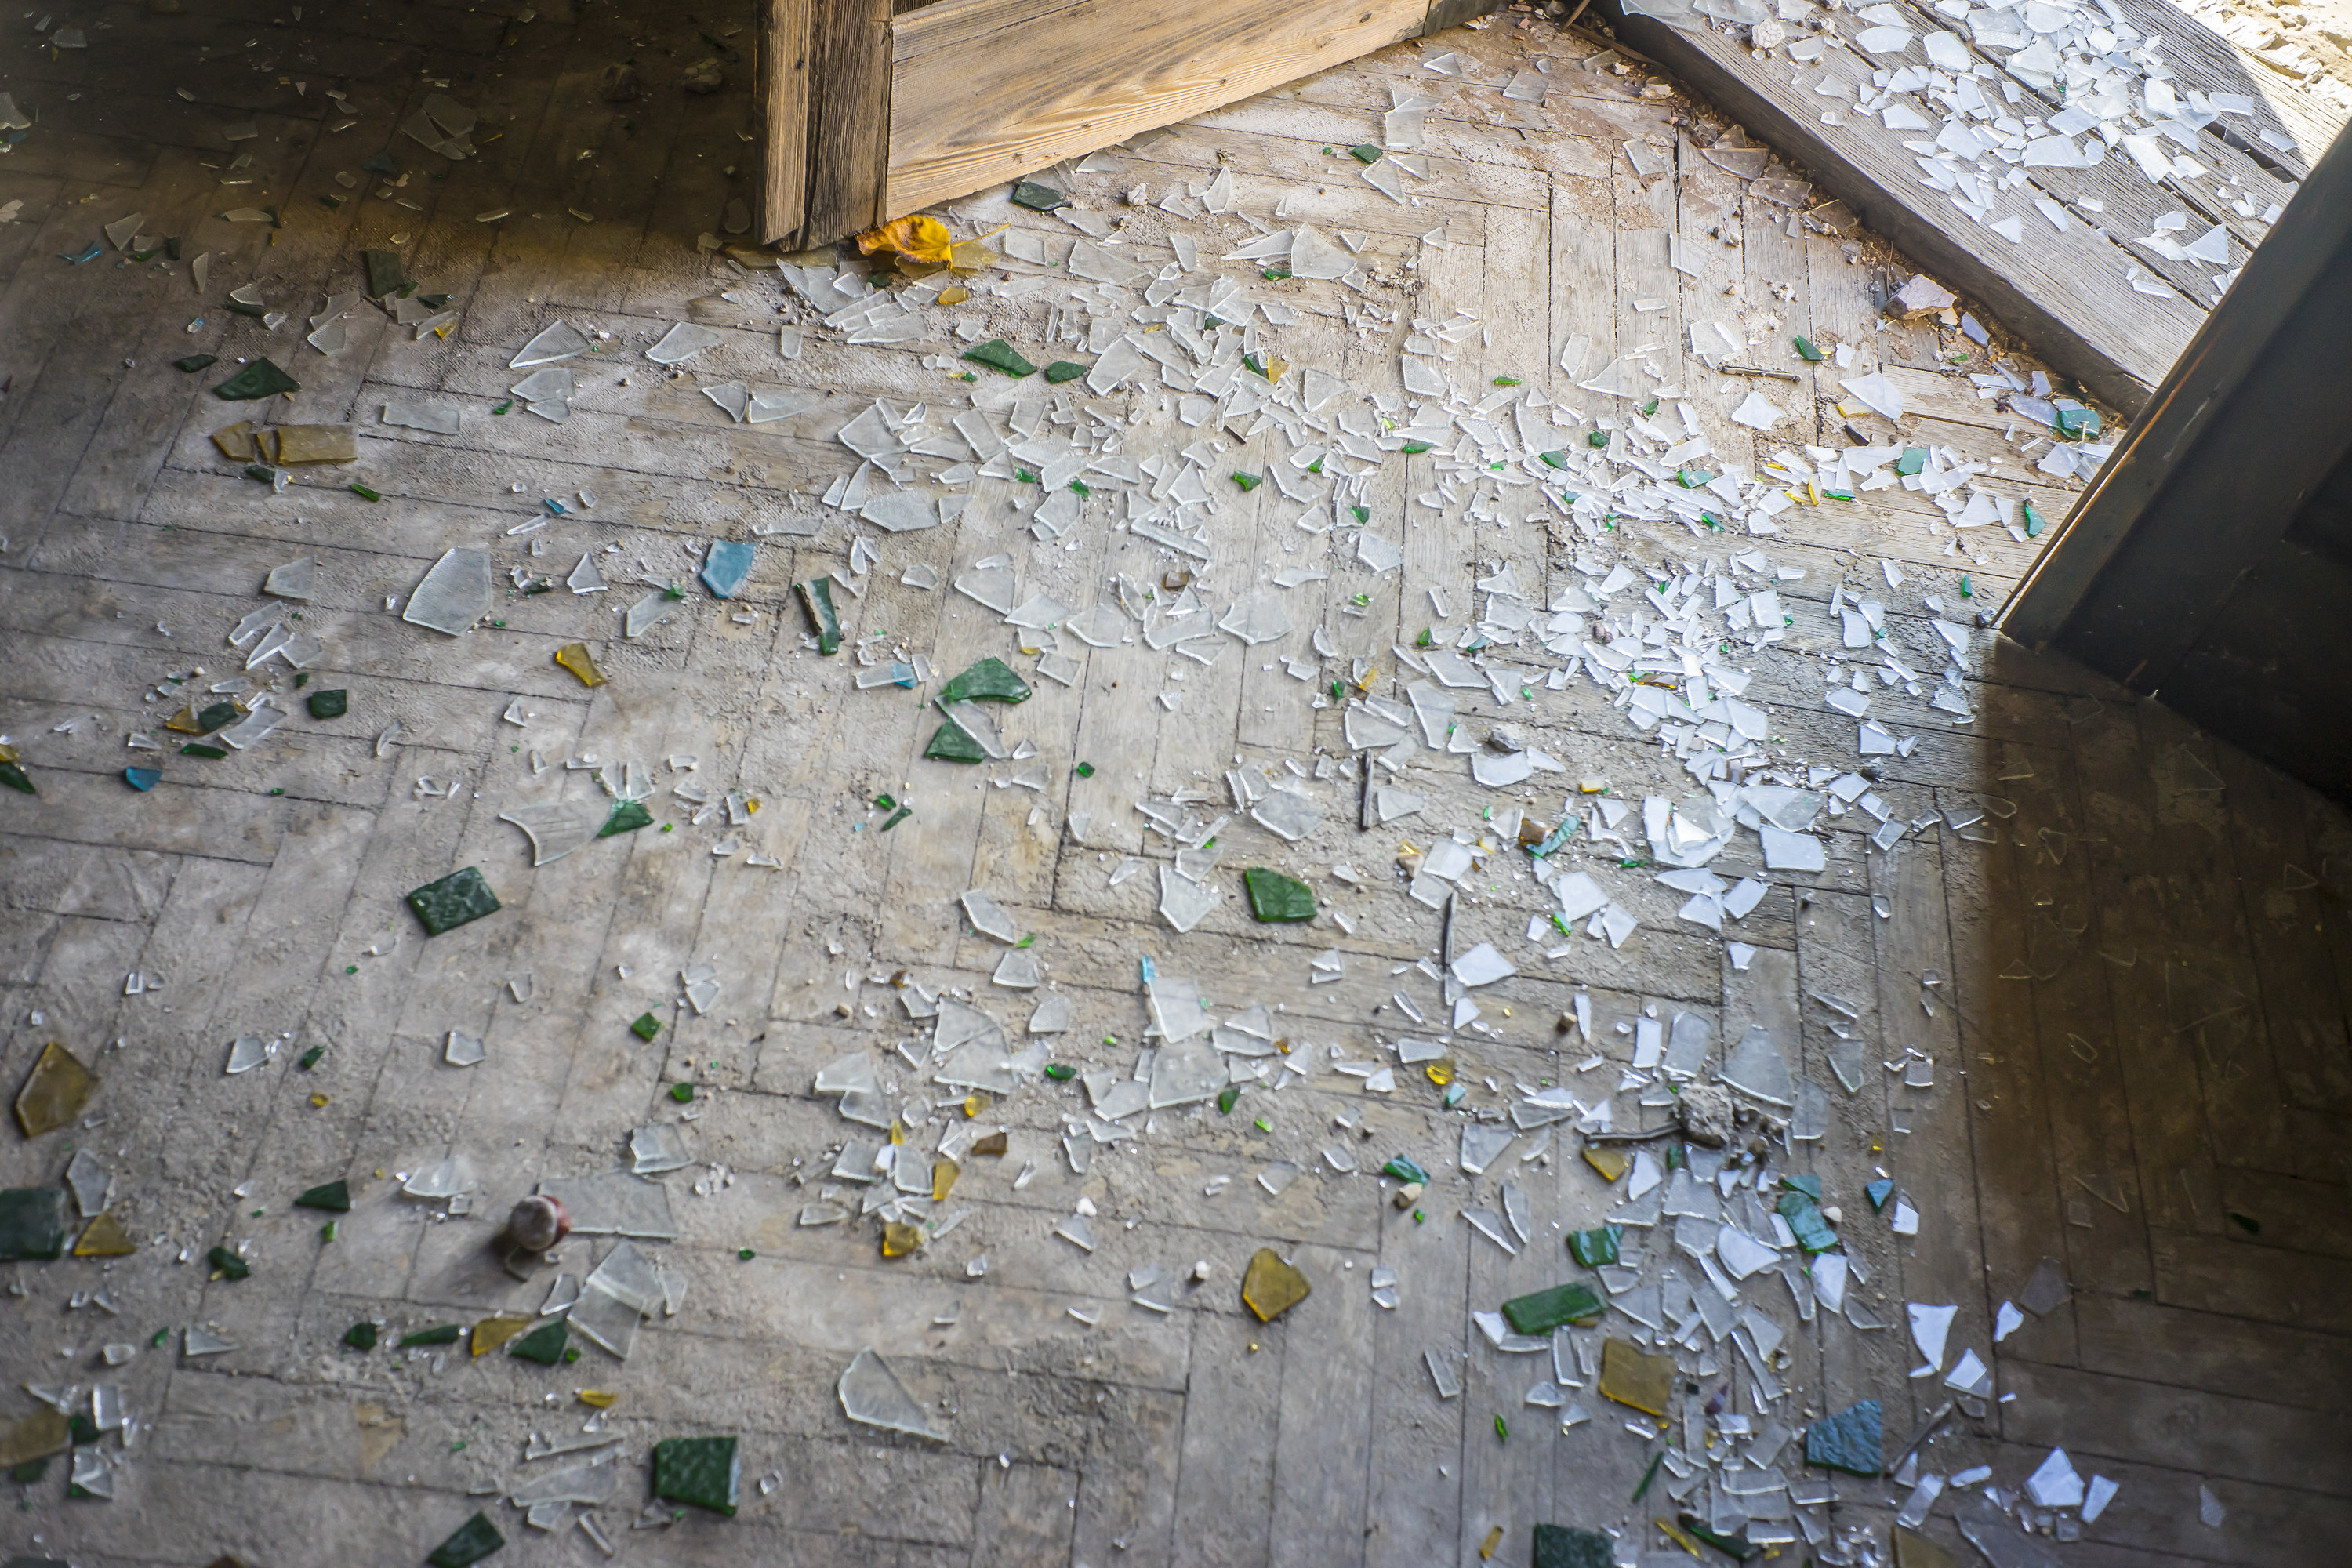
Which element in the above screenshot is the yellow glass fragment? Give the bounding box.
[74,1213,136,1258]
[470,1315,532,1356]
[931,1157,960,1203]
[15,1042,97,1137]
[553,642,608,688]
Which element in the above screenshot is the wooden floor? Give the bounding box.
[0,4,2347,1566]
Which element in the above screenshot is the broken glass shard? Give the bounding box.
[646,322,723,364]
[626,588,678,638]
[838,1347,946,1439]
[406,867,501,935]
[1722,1026,1795,1106]
[630,1124,690,1174]
[16,1044,97,1137]
[1158,865,1220,933]
[263,557,318,600]
[499,798,614,866]
[700,539,754,599]
[444,1030,485,1067]
[404,548,494,635]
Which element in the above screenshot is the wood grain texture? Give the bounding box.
[757,0,815,244]
[882,0,1430,220]
[1596,0,2208,414]
[806,0,896,244]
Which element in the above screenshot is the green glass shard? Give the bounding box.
[212,358,300,401]
[0,762,32,796]
[207,1244,251,1280]
[1806,1399,1881,1475]
[1231,471,1261,492]
[1532,1524,1614,1568]
[1640,397,1659,417]
[1242,866,1316,922]
[962,339,1037,378]
[1866,1176,1894,1210]
[630,1013,662,1042]
[0,1189,69,1261]
[924,720,988,764]
[1502,1282,1603,1334]
[1044,361,1087,383]
[1895,448,1926,477]
[174,354,219,373]
[1793,336,1824,362]
[1540,450,1567,468]
[670,1082,694,1104]
[1349,505,1369,524]
[1780,1173,1820,1201]
[796,578,840,655]
[362,248,408,299]
[1010,180,1065,211]
[1401,441,1433,456]
[880,806,911,832]
[1044,1063,1076,1081]
[295,1179,351,1212]
[197,701,238,733]
[9,1457,51,1483]
[653,1434,740,1515]
[1217,1086,1239,1113]
[507,1317,568,1364]
[180,743,228,759]
[601,800,653,836]
[1678,1514,1760,1560]
[1586,430,1610,448]
[1381,1156,1429,1185]
[2024,500,2047,538]
[1566,1225,1622,1268]
[1348,144,1382,163]
[2055,407,2100,439]
[70,1413,100,1446]
[306,688,348,720]
[1777,1191,1838,1254]
[343,1321,379,1352]
[1074,761,1095,778]
[401,1323,464,1348]
[426,1512,504,1568]
[405,866,502,936]
[348,483,381,502]
[938,656,1031,704]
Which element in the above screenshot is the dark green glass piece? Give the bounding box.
[296,1179,351,1213]
[1806,1399,1882,1476]
[1566,1225,1622,1268]
[507,1317,568,1364]
[962,339,1037,378]
[1777,1191,1838,1254]
[601,800,653,836]
[180,743,228,759]
[1381,1156,1429,1185]
[401,1324,464,1348]
[1586,429,1610,448]
[1010,180,1065,211]
[630,1013,662,1042]
[924,720,987,764]
[1793,336,1824,362]
[1044,361,1087,383]
[1348,144,1381,163]
[1402,441,1433,455]
[362,248,408,299]
[1677,1513,1759,1560]
[208,1244,251,1279]
[1532,1523,1615,1568]
[405,867,502,936]
[0,761,32,795]
[938,656,1031,705]
[1242,866,1316,922]
[197,701,238,733]
[796,578,840,655]
[212,358,300,401]
[652,1435,739,1515]
[426,1511,504,1568]
[1501,1281,1602,1335]
[343,1321,379,1352]
[307,688,348,720]
[0,1189,68,1261]
[1540,450,1567,468]
[1231,471,1261,492]
[175,354,219,373]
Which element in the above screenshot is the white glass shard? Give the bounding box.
[404,548,494,636]
[444,1029,485,1067]
[225,1035,269,1074]
[630,1123,691,1174]
[1722,1025,1795,1106]
[646,322,724,364]
[839,1347,947,1439]
[499,798,613,866]
[263,557,317,600]
[510,320,590,368]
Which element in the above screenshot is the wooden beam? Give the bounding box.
[1423,0,1503,33]
[881,0,1429,223]
[755,0,814,245]
[1592,0,2211,414]
[804,0,896,246]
